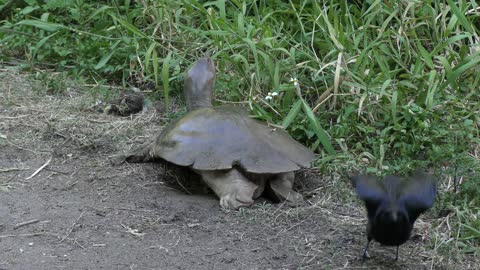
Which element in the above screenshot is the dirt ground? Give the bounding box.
[0,68,477,269]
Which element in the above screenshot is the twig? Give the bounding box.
[0,233,45,238]
[62,180,79,190]
[312,83,334,113]
[214,98,249,104]
[74,238,86,250]
[25,157,52,180]
[0,115,29,119]
[285,219,308,232]
[124,162,145,182]
[4,172,21,183]
[54,132,68,139]
[58,210,86,242]
[87,118,111,124]
[272,199,288,215]
[0,167,29,173]
[257,96,282,116]
[121,223,146,236]
[173,175,192,195]
[82,83,128,89]
[104,207,154,213]
[45,168,72,175]
[13,219,39,230]
[6,139,39,154]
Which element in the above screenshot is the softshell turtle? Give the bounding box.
[122,56,315,209]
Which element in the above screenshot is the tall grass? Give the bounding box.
[1,0,480,250]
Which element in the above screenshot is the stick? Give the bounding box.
[13,219,39,230]
[6,139,39,154]
[25,157,52,180]
[4,172,21,183]
[0,167,28,173]
[0,233,45,238]
[45,168,72,175]
[58,210,86,242]
[173,176,192,195]
[0,115,29,119]
[104,207,153,213]
[121,224,146,236]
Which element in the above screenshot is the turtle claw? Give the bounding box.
[283,191,304,206]
[220,194,253,209]
[197,169,258,210]
[269,172,304,206]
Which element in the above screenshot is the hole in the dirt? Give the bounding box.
[294,169,326,198]
[151,162,211,196]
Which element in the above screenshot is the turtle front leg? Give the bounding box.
[112,142,156,165]
[268,172,304,206]
[195,169,258,209]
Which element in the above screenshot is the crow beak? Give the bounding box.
[391,212,398,222]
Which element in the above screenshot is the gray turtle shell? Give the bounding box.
[148,106,315,174]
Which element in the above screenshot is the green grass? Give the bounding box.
[1,0,479,254]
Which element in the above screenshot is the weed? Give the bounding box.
[30,71,69,94]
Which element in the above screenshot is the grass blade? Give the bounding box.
[94,40,121,70]
[109,13,148,38]
[16,20,64,32]
[446,0,474,33]
[282,99,302,129]
[302,99,335,155]
[162,51,173,108]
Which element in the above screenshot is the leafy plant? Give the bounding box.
[1,0,479,203]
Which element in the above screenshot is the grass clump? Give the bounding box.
[1,0,479,255]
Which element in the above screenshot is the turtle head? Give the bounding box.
[184,55,216,111]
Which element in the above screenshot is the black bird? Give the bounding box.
[351,172,437,260]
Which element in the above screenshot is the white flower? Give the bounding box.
[290,77,299,86]
[265,91,279,100]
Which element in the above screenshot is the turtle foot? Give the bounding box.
[269,172,304,206]
[219,193,254,209]
[196,169,258,210]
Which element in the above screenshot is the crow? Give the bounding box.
[351,172,437,260]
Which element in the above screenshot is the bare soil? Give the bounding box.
[0,68,475,269]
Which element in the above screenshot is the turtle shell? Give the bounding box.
[148,106,315,174]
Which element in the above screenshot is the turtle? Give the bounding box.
[119,55,315,209]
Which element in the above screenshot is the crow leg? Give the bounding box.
[362,239,371,259]
[394,246,399,261]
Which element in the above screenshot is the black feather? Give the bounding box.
[351,172,437,260]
